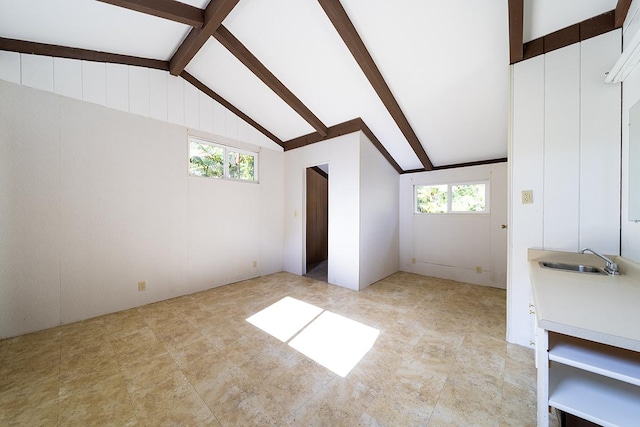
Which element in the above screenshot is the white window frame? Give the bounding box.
[414,180,490,214]
[188,136,259,183]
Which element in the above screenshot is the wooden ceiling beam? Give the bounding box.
[0,37,169,70]
[181,71,284,147]
[508,0,524,63]
[616,0,633,28]
[214,25,328,137]
[317,0,433,170]
[283,118,403,174]
[169,0,239,76]
[96,0,204,27]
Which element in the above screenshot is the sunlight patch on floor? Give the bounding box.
[246,297,379,376]
[245,296,323,342]
[289,311,380,377]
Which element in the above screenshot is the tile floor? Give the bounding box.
[0,272,559,426]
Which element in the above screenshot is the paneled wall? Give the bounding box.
[0,80,284,339]
[508,30,621,347]
[0,51,281,151]
[399,163,508,289]
[305,167,328,266]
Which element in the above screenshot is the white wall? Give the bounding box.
[283,133,361,290]
[359,133,400,289]
[283,132,400,291]
[0,51,281,151]
[399,163,508,289]
[508,30,621,347]
[0,80,284,339]
[622,2,640,263]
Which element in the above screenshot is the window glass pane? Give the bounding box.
[228,151,256,181]
[189,141,224,178]
[416,185,448,213]
[451,184,485,212]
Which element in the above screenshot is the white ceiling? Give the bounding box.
[0,0,619,170]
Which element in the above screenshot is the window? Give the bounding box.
[415,182,488,214]
[189,137,258,182]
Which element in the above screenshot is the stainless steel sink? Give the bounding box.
[539,261,606,275]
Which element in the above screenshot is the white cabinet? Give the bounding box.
[537,330,640,427]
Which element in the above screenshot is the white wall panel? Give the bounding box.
[400,164,506,288]
[106,63,129,112]
[198,92,214,133]
[0,81,61,337]
[580,31,621,255]
[167,74,184,125]
[284,133,360,290]
[184,81,199,129]
[128,66,150,117]
[0,51,20,84]
[149,69,168,122]
[53,57,82,100]
[509,55,545,347]
[359,135,399,289]
[543,44,580,251]
[237,119,249,143]
[225,110,238,140]
[21,54,53,92]
[213,101,226,136]
[0,79,285,338]
[81,61,107,106]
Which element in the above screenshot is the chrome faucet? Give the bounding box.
[581,248,620,275]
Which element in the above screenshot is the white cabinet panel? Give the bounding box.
[22,54,53,92]
[53,58,82,100]
[0,51,21,84]
[106,63,129,112]
[544,44,580,251]
[509,55,545,346]
[149,69,168,122]
[82,61,107,106]
[129,67,150,117]
[580,31,622,255]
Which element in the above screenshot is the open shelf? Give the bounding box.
[549,363,640,427]
[549,333,640,386]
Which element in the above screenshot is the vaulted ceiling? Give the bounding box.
[0,0,627,172]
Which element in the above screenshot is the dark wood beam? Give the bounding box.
[284,118,361,150]
[615,0,633,28]
[402,157,508,174]
[581,11,615,41]
[508,0,524,63]
[519,10,618,63]
[180,71,283,147]
[310,166,328,179]
[283,118,403,174]
[0,37,169,70]
[169,0,239,76]
[317,0,433,170]
[96,0,204,27]
[214,25,329,137]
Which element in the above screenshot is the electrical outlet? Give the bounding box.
[138,281,146,291]
[252,260,257,268]
[411,257,416,264]
[521,190,533,204]
[475,266,482,274]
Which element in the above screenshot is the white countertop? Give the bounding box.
[529,249,640,352]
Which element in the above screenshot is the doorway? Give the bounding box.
[305,164,328,282]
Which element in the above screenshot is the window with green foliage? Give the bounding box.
[189,138,258,182]
[415,182,488,214]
